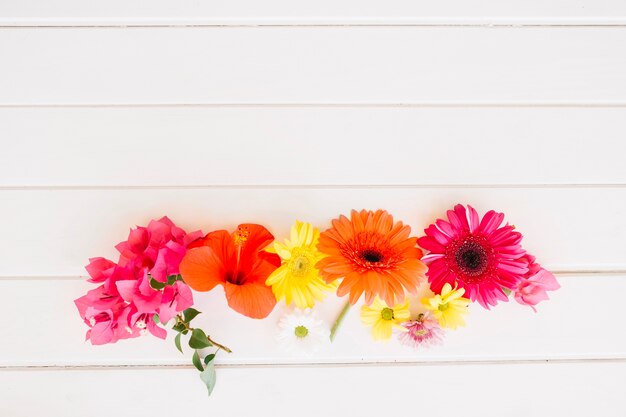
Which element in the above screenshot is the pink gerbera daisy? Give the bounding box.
[398,313,443,348]
[418,204,528,309]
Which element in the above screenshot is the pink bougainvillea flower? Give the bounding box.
[180,224,281,319]
[75,216,201,344]
[74,290,137,345]
[128,306,167,339]
[398,312,444,349]
[418,204,528,309]
[116,216,203,282]
[158,280,194,324]
[85,257,117,283]
[116,269,163,313]
[514,254,560,311]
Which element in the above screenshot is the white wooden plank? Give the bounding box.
[1,362,624,417]
[1,187,623,277]
[0,274,623,367]
[2,27,626,104]
[2,107,625,186]
[1,1,626,26]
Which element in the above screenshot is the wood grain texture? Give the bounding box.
[2,27,626,105]
[1,362,625,417]
[1,187,624,277]
[1,274,623,367]
[1,107,625,186]
[2,0,626,25]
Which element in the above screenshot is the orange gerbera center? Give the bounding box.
[341,231,401,273]
[359,249,384,263]
[345,245,396,272]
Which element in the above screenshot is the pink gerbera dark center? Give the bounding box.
[453,239,490,278]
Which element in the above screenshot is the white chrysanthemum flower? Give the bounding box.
[276,309,329,356]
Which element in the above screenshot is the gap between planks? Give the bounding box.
[2,21,626,29]
[2,357,625,372]
[3,102,626,109]
[1,184,625,191]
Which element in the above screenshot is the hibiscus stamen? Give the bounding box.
[232,226,250,285]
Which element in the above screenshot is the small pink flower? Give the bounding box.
[398,312,444,349]
[514,255,560,312]
[158,281,194,324]
[83,308,118,345]
[75,296,136,345]
[128,307,167,339]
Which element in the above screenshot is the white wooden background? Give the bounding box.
[1,2,626,416]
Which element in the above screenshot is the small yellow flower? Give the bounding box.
[360,297,410,341]
[266,221,337,308]
[422,283,470,329]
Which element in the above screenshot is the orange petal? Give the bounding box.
[179,246,225,292]
[201,230,235,263]
[223,281,277,319]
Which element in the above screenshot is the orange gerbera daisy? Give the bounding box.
[316,209,427,307]
[179,224,280,319]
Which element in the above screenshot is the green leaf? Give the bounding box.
[502,287,512,297]
[203,353,215,365]
[152,314,160,324]
[183,308,201,323]
[174,333,183,353]
[192,350,204,372]
[199,361,217,396]
[149,277,166,290]
[189,328,212,349]
[172,323,186,333]
[167,274,180,285]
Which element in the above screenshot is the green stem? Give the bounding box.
[208,335,232,353]
[329,301,351,342]
[175,314,232,353]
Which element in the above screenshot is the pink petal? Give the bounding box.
[467,205,480,232]
[534,269,561,291]
[89,321,115,345]
[148,320,167,339]
[424,224,451,246]
[85,257,116,283]
[116,280,137,303]
[452,204,470,232]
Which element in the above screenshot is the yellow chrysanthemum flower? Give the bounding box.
[360,297,410,341]
[266,221,337,308]
[422,283,470,329]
